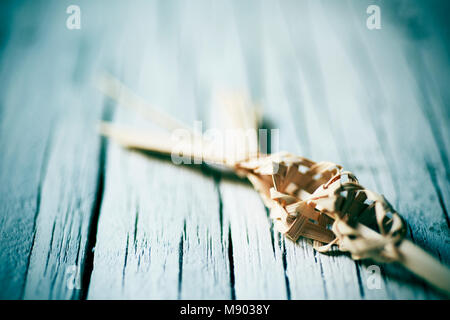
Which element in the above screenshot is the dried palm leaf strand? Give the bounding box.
[97,75,450,296]
[99,126,450,294]
[236,152,450,295]
[97,73,193,133]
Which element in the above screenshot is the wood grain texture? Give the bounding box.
[205,0,289,300]
[0,0,109,299]
[257,0,364,299]
[87,0,232,299]
[0,0,448,299]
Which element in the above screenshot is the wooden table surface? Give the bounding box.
[0,0,449,299]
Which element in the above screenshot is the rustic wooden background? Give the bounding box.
[0,0,449,299]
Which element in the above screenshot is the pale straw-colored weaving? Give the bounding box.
[97,74,450,296]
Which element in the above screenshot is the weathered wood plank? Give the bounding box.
[0,0,447,300]
[255,0,449,299]
[0,0,105,299]
[0,1,65,299]
[332,0,449,298]
[257,0,365,299]
[86,0,448,299]
[87,0,231,299]
[207,0,288,299]
[295,0,447,298]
